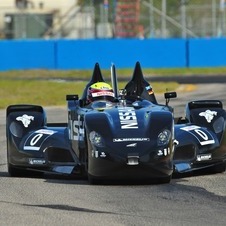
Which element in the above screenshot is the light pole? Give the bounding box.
[161,0,166,38]
[149,0,155,38]
[180,0,187,38]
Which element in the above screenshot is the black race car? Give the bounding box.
[6,62,226,184]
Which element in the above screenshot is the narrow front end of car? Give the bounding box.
[84,106,174,183]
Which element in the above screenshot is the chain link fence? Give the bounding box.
[0,0,226,39]
[140,0,226,38]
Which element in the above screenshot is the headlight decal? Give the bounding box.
[157,129,171,146]
[89,131,105,147]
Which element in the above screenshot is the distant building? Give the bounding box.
[0,0,96,39]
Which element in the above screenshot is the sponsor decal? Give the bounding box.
[16,114,34,128]
[181,126,215,146]
[146,85,154,95]
[118,107,138,129]
[126,143,137,147]
[92,91,114,98]
[113,138,150,142]
[197,154,212,161]
[91,150,106,158]
[100,152,106,158]
[157,148,170,156]
[199,110,217,123]
[29,158,46,165]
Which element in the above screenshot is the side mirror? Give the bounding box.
[66,94,79,101]
[164,92,177,99]
[164,92,177,106]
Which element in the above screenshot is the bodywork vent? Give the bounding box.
[45,147,74,163]
[174,144,196,162]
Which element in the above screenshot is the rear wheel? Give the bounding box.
[157,175,172,184]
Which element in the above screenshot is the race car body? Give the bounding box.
[174,100,226,174]
[6,62,226,184]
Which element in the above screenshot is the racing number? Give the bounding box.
[194,129,209,141]
[30,133,43,146]
[181,126,215,146]
[24,129,55,151]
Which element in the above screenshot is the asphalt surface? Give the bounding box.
[0,79,226,226]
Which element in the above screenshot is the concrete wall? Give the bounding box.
[0,38,226,71]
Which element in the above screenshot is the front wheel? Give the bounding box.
[8,163,24,177]
[88,174,102,185]
[8,163,43,178]
[211,162,226,174]
[159,175,172,184]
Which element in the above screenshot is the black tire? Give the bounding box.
[88,174,102,185]
[83,134,89,175]
[86,134,102,185]
[158,175,172,184]
[212,162,226,174]
[8,163,43,178]
[8,163,28,177]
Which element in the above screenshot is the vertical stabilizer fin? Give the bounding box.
[90,63,105,83]
[125,61,158,104]
[124,61,145,97]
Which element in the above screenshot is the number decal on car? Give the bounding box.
[24,129,56,151]
[181,125,215,145]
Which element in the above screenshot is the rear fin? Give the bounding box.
[131,61,144,82]
[125,62,157,103]
[125,62,147,96]
[81,63,105,100]
[89,63,105,83]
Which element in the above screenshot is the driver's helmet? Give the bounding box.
[87,82,115,103]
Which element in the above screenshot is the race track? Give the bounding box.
[0,84,226,226]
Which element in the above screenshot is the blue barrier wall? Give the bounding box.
[56,39,187,69]
[189,38,226,67]
[0,40,55,71]
[0,38,226,70]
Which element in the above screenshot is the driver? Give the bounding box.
[86,82,115,104]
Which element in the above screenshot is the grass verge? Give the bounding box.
[0,79,181,109]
